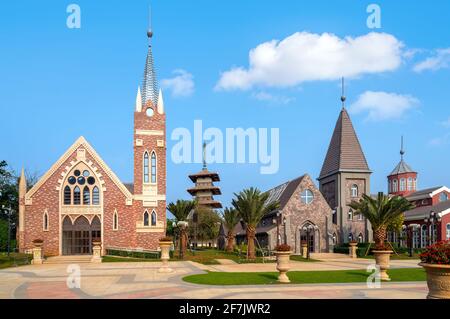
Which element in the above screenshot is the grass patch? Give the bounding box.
[173,249,276,265]
[361,253,421,260]
[183,268,426,285]
[290,255,320,262]
[0,252,32,269]
[101,255,163,263]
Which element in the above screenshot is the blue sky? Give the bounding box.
[1,0,450,209]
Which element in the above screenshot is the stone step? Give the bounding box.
[310,253,349,259]
[44,255,93,264]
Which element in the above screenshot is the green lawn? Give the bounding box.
[173,249,277,265]
[183,268,426,285]
[361,253,421,260]
[101,256,164,263]
[0,252,32,269]
[290,255,320,262]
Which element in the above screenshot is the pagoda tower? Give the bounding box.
[187,143,222,209]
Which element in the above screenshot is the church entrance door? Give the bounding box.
[62,216,101,255]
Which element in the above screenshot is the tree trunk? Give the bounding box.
[246,226,256,259]
[180,229,187,258]
[226,231,235,252]
[374,227,387,249]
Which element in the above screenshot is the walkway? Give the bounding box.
[0,258,426,299]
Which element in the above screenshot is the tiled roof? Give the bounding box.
[319,108,370,179]
[389,159,415,175]
[405,186,443,200]
[404,200,450,221]
[265,175,306,210]
[188,169,220,182]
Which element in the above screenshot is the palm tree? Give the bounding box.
[349,192,414,249]
[222,207,240,252]
[232,187,279,259]
[167,199,196,259]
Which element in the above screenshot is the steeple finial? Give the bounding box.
[202,142,207,170]
[400,136,405,159]
[141,7,158,107]
[147,5,153,42]
[340,77,346,108]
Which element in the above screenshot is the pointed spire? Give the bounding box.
[141,8,158,107]
[340,77,346,109]
[400,135,405,160]
[157,89,164,114]
[202,142,207,170]
[135,87,142,112]
[319,108,371,179]
[19,168,27,196]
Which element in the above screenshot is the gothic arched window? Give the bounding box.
[92,186,100,205]
[151,152,157,183]
[83,186,90,205]
[113,210,118,231]
[151,211,157,226]
[143,211,150,226]
[348,210,353,221]
[143,152,149,183]
[73,186,81,205]
[43,211,49,231]
[64,186,71,205]
[351,184,358,197]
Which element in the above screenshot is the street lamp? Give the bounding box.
[424,210,442,245]
[403,224,420,257]
[283,216,287,245]
[302,225,318,259]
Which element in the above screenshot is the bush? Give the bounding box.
[106,248,174,259]
[420,240,450,264]
[275,244,291,251]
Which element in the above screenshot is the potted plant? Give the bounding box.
[348,240,358,258]
[274,244,292,283]
[419,240,450,299]
[349,192,414,281]
[159,236,173,272]
[301,240,308,258]
[32,239,44,248]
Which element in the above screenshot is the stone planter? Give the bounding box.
[419,263,450,299]
[91,241,102,263]
[373,250,393,281]
[301,244,308,259]
[158,241,173,273]
[349,242,358,258]
[31,247,43,265]
[275,251,292,283]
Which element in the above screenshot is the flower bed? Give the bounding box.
[420,240,450,265]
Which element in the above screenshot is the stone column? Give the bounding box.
[349,242,358,258]
[31,247,43,265]
[91,241,102,263]
[301,243,308,258]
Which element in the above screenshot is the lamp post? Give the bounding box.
[275,212,281,246]
[403,224,420,257]
[1,205,13,257]
[283,216,287,245]
[424,210,441,245]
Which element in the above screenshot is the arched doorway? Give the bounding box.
[62,216,101,255]
[300,222,318,253]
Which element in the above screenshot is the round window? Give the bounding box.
[87,176,96,185]
[300,189,314,204]
[83,170,90,177]
[68,176,76,185]
[74,170,81,177]
[77,176,86,185]
[146,108,154,117]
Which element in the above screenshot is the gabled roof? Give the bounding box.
[406,186,449,201]
[319,108,371,179]
[26,136,133,202]
[389,159,416,176]
[404,199,450,221]
[265,175,306,210]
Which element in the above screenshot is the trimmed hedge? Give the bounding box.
[106,248,174,259]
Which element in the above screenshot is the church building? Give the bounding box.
[18,29,167,256]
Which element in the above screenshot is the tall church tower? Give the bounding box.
[387,137,417,197]
[133,27,166,247]
[318,79,372,244]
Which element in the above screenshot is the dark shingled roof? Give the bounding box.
[389,159,416,175]
[265,175,306,210]
[406,186,443,200]
[188,169,220,182]
[123,183,134,194]
[319,108,371,179]
[404,199,450,221]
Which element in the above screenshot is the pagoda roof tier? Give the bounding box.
[187,186,222,196]
[197,200,223,209]
[189,169,220,182]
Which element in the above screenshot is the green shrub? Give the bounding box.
[105,248,174,259]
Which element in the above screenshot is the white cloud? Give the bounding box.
[215,32,404,91]
[429,133,450,147]
[161,69,194,97]
[349,91,419,121]
[252,91,295,105]
[413,48,450,72]
[441,117,450,128]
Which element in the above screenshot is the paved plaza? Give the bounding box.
[0,258,427,299]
